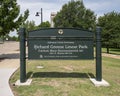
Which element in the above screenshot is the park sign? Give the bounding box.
[19,27,102,83]
[28,28,94,60]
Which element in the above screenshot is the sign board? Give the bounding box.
[28,28,94,60]
[19,27,102,83]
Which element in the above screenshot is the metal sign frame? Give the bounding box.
[19,27,102,83]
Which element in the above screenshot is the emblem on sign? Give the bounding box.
[58,29,63,35]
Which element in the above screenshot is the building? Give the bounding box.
[50,12,56,28]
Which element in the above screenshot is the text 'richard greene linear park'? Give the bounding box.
[28,40,93,60]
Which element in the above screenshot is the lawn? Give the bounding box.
[10,57,120,96]
[102,48,120,55]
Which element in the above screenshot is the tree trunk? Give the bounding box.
[106,45,109,53]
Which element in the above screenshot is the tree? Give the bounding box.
[53,0,96,30]
[38,21,50,28]
[24,21,50,31]
[98,11,120,53]
[0,0,29,36]
[23,20,37,31]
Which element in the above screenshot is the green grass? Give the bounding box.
[10,57,120,96]
[102,48,120,55]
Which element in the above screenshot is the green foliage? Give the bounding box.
[38,21,50,28]
[98,11,120,52]
[23,20,37,31]
[0,0,29,36]
[8,36,19,41]
[54,0,96,30]
[24,21,50,32]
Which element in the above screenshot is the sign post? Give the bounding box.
[96,27,102,81]
[19,28,26,83]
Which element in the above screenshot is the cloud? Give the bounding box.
[84,0,120,17]
[17,0,70,25]
[18,0,58,3]
[17,0,120,25]
[10,0,120,36]
[18,0,70,4]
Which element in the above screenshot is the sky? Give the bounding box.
[9,0,120,36]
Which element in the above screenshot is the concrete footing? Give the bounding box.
[15,79,32,86]
[90,78,110,87]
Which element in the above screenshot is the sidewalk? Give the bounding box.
[0,68,18,96]
[102,53,120,59]
[0,41,20,96]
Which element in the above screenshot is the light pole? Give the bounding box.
[35,8,43,24]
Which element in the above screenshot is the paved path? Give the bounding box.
[0,68,17,96]
[102,53,120,59]
[0,41,19,96]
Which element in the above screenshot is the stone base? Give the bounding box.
[90,78,110,87]
[15,79,32,86]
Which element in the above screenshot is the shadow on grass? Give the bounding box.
[26,71,33,79]
[110,48,120,51]
[27,71,95,79]
[102,52,120,55]
[109,49,120,55]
